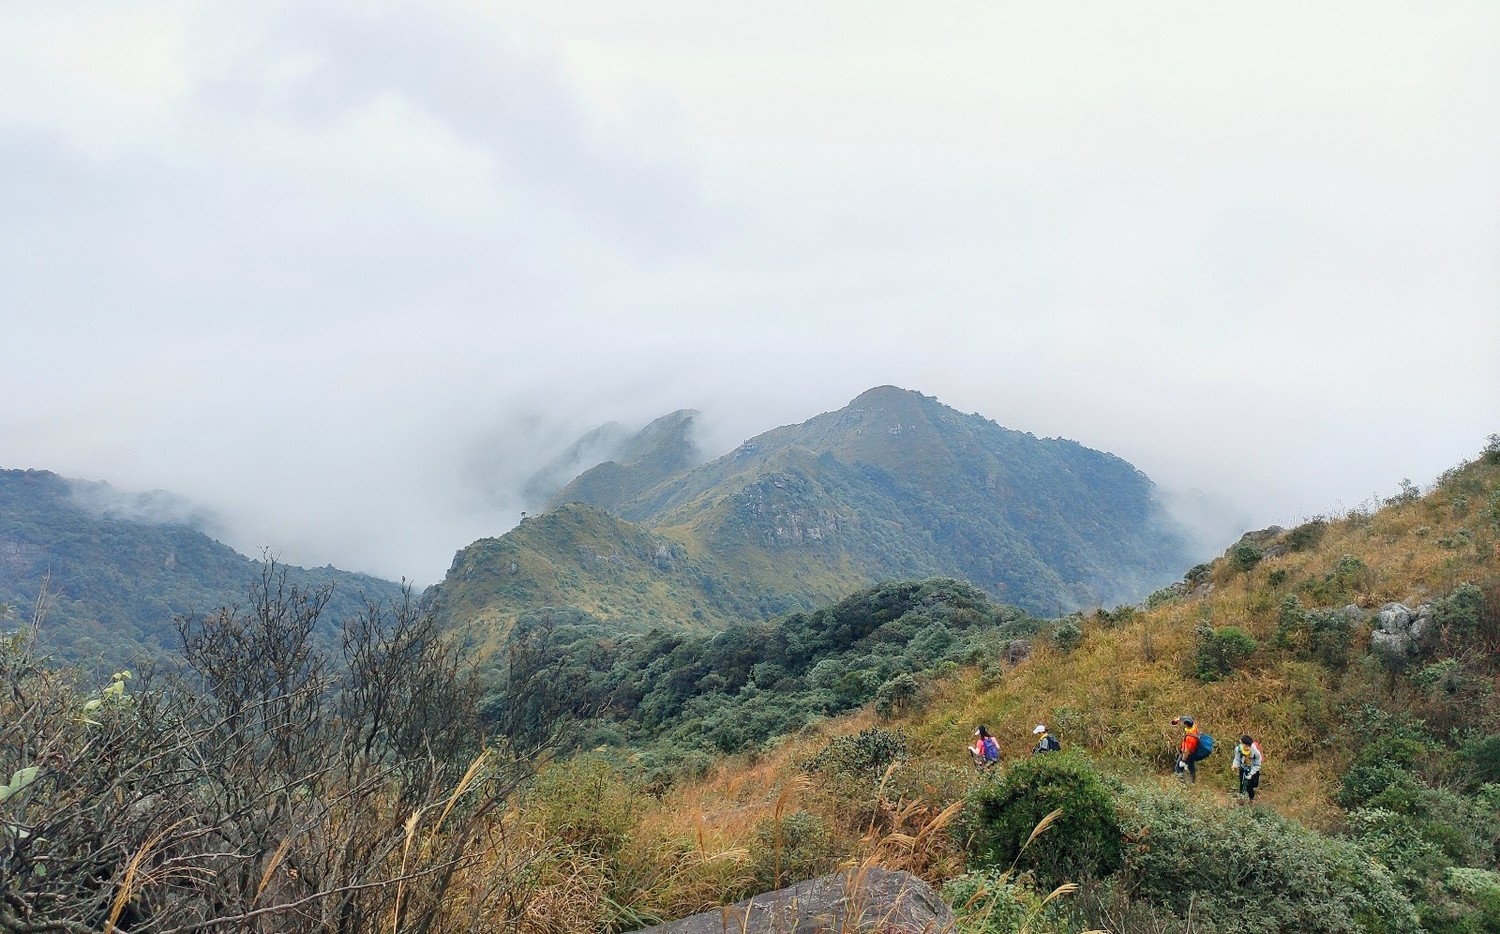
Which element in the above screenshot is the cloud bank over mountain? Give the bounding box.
[1,2,1496,584]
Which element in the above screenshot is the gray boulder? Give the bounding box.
[1005,639,1032,665]
[629,868,954,934]
[1370,602,1439,661]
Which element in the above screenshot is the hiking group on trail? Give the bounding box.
[969,720,1063,771]
[966,715,1265,801]
[1173,716,1266,800]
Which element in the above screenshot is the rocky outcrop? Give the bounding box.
[629,868,954,934]
[1369,602,1438,662]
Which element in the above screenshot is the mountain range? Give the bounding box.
[2,387,1199,662]
[426,386,1196,642]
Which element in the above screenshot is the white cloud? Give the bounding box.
[0,0,1496,584]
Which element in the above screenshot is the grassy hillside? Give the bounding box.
[631,386,1190,612]
[493,439,1500,931]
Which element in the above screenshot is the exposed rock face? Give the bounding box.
[629,868,954,934]
[1370,602,1438,661]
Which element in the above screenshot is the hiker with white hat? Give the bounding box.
[1031,723,1061,755]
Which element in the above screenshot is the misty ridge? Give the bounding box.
[4,385,1220,667]
[423,386,1207,652]
[66,477,224,533]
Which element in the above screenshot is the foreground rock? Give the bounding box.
[629,868,954,933]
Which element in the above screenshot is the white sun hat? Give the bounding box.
[1032,724,1047,734]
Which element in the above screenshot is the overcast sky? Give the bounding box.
[2,1,1497,586]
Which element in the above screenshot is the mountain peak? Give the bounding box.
[545,409,706,514]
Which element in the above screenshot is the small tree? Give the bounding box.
[874,673,920,719]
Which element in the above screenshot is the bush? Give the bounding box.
[1349,807,1454,893]
[1337,735,1427,809]
[803,727,909,781]
[1195,624,1257,681]
[1437,583,1487,644]
[1050,619,1083,654]
[1311,611,1353,670]
[526,755,642,859]
[1119,784,1419,933]
[942,868,1043,933]
[0,566,524,932]
[961,752,1122,888]
[1285,519,1329,552]
[1276,595,1306,649]
[751,809,830,890]
[1229,540,1264,572]
[1458,735,1500,790]
[1306,554,1373,603]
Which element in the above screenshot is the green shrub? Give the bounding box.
[1050,619,1083,654]
[525,755,641,859]
[1307,609,1353,672]
[1229,540,1264,572]
[1285,519,1328,552]
[1443,868,1500,932]
[1349,807,1452,893]
[1275,595,1306,649]
[1305,554,1372,603]
[942,868,1041,933]
[1118,784,1419,933]
[1458,735,1500,789]
[1436,583,1486,643]
[961,752,1122,888]
[1096,605,1137,627]
[1194,624,1257,681]
[803,727,909,781]
[1337,735,1427,809]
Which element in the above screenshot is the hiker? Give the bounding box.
[1231,734,1263,801]
[1172,716,1214,782]
[970,725,1000,770]
[1031,724,1060,754]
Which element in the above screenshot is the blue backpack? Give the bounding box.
[1191,732,1215,761]
[982,736,1000,763]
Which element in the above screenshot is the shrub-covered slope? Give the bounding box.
[0,469,404,665]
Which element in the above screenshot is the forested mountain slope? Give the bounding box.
[0,469,404,665]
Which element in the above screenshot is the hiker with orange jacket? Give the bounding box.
[1172,716,1214,783]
